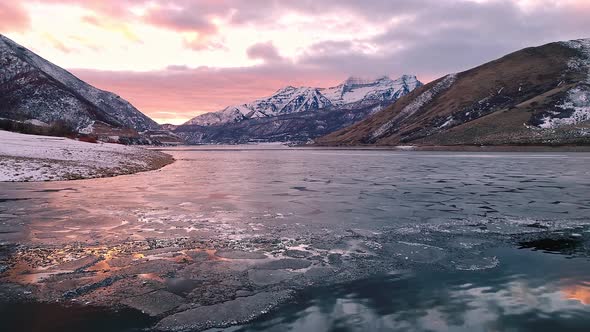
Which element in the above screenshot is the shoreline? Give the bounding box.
[0,130,174,182]
[306,143,590,152]
[152,143,590,153]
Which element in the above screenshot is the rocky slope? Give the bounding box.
[317,38,590,147]
[0,35,159,137]
[177,75,422,143]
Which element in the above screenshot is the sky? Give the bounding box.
[2,0,590,124]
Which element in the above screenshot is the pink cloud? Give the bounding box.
[59,0,227,50]
[142,2,229,50]
[144,6,217,33]
[43,0,139,18]
[182,36,227,51]
[247,41,283,63]
[0,3,30,32]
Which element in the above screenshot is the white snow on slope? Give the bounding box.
[540,86,590,128]
[370,74,457,140]
[562,38,590,83]
[0,130,169,182]
[322,75,421,105]
[24,119,49,127]
[536,39,590,129]
[186,86,331,126]
[78,121,95,134]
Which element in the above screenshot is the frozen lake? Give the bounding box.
[1,147,590,331]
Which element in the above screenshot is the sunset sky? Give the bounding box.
[2,0,589,124]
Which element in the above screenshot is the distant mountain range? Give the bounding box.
[3,33,589,147]
[0,34,421,145]
[175,75,422,143]
[317,38,590,147]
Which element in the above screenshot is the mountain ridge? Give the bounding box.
[0,34,158,136]
[184,74,422,127]
[316,38,590,146]
[175,74,422,144]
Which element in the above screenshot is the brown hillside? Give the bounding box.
[316,39,590,146]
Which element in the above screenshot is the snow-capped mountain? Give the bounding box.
[175,75,422,144]
[321,75,421,107]
[0,34,158,133]
[184,75,422,126]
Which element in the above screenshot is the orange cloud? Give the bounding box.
[182,33,226,51]
[82,15,142,43]
[42,33,72,53]
[41,0,138,18]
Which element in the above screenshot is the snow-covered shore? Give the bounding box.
[0,130,173,182]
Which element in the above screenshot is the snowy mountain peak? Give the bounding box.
[343,76,375,86]
[184,74,423,126]
[335,74,419,91]
[394,74,421,89]
[342,75,396,87]
[321,74,423,107]
[275,85,298,93]
[396,74,419,82]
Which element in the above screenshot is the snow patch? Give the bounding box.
[439,117,454,129]
[561,38,590,83]
[78,121,95,134]
[539,86,590,128]
[0,130,167,182]
[24,119,49,127]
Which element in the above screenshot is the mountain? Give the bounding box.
[317,38,590,147]
[321,75,420,108]
[0,34,158,137]
[177,75,422,143]
[185,86,332,126]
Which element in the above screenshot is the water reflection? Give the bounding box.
[0,302,153,332]
[236,248,590,332]
[562,282,590,305]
